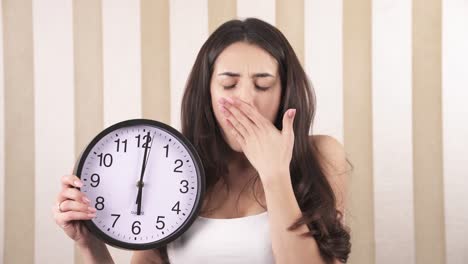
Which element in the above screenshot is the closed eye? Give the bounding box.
[222,84,270,91]
[222,84,236,89]
[255,85,270,91]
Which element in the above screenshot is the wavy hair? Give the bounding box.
[160,18,351,263]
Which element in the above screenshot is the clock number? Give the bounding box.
[142,134,152,148]
[132,221,141,235]
[136,134,152,148]
[135,135,141,147]
[111,214,120,228]
[90,173,100,187]
[95,196,105,210]
[97,153,113,167]
[174,159,183,173]
[114,138,127,152]
[163,144,169,158]
[172,201,181,214]
[156,216,166,230]
[180,180,189,193]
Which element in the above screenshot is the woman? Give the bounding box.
[53,18,351,264]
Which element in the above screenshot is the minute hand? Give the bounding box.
[136,131,151,215]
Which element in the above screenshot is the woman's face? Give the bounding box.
[210,42,282,152]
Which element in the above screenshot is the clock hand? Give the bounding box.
[135,187,142,215]
[136,131,151,215]
[143,131,156,172]
[136,131,156,215]
[136,187,142,204]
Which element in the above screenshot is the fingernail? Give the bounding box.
[74,180,83,187]
[88,207,97,213]
[226,97,235,104]
[289,109,296,118]
[83,196,90,203]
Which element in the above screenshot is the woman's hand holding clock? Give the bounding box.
[54,174,114,262]
[54,132,156,245]
[53,174,98,247]
[53,119,205,251]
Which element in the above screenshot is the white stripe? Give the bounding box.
[102,0,142,262]
[102,0,142,129]
[170,0,208,130]
[442,0,468,263]
[372,1,415,263]
[304,0,344,143]
[32,0,75,262]
[237,0,276,26]
[0,2,4,262]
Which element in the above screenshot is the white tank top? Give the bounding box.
[167,211,275,264]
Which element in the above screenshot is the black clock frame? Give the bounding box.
[73,118,206,250]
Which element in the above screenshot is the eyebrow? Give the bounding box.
[217,72,275,78]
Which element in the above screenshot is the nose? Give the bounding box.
[233,81,255,106]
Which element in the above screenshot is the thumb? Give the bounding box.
[282,109,296,136]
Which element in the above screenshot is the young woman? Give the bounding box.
[53,18,351,264]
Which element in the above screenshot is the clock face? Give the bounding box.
[74,119,205,250]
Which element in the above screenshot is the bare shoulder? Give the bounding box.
[131,248,164,264]
[309,135,347,173]
[309,135,346,164]
[308,135,348,217]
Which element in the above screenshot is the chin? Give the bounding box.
[220,130,243,152]
[228,141,243,152]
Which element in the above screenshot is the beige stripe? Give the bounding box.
[2,0,35,263]
[412,0,446,263]
[0,2,5,262]
[73,0,104,263]
[343,0,375,263]
[276,0,304,65]
[141,0,170,123]
[208,0,236,34]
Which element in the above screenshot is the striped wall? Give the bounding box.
[1,0,467,263]
[33,1,75,263]
[443,0,468,263]
[0,1,4,262]
[372,0,414,262]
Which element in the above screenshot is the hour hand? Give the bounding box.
[136,182,143,215]
[136,185,141,204]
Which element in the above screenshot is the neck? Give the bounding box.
[201,148,265,215]
[223,149,258,191]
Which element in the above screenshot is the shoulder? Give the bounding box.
[309,135,347,171]
[308,135,348,217]
[309,135,346,162]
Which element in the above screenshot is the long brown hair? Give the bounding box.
[161,18,351,263]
